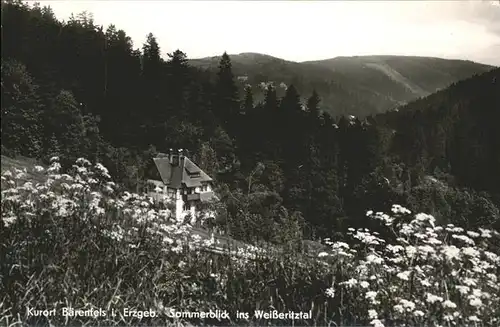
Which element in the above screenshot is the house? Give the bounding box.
[146,149,215,222]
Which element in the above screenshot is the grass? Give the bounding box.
[0,155,46,183]
[2,157,499,326]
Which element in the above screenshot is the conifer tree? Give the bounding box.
[280,84,301,113]
[1,59,43,157]
[142,33,162,82]
[166,49,190,118]
[141,33,164,143]
[45,90,86,164]
[263,84,278,111]
[103,25,141,145]
[215,52,239,125]
[307,90,321,118]
[241,85,254,113]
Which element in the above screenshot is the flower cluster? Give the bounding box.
[1,157,218,253]
[2,158,281,266]
[3,158,499,326]
[324,204,500,326]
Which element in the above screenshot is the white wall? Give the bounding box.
[156,185,213,223]
[175,189,184,222]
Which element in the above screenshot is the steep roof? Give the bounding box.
[153,155,213,188]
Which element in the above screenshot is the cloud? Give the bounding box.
[450,1,500,36]
[468,44,500,66]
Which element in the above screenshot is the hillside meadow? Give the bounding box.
[2,158,499,326]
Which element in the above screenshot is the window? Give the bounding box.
[183,202,190,211]
[189,171,201,178]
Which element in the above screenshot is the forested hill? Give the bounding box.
[2,1,499,243]
[379,67,500,196]
[190,53,494,117]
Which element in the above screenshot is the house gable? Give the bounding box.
[149,150,216,222]
[182,157,212,187]
[153,151,213,189]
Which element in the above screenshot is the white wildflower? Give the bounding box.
[370,319,384,327]
[34,165,45,172]
[455,285,470,295]
[462,278,477,287]
[441,245,461,261]
[399,299,415,311]
[387,244,404,254]
[425,237,442,245]
[452,234,475,245]
[414,213,436,227]
[3,216,17,227]
[442,300,457,309]
[341,278,358,287]
[469,297,482,307]
[396,271,411,281]
[478,228,492,238]
[405,245,417,258]
[484,251,500,263]
[360,281,370,289]
[366,254,384,265]
[365,291,377,302]
[171,245,183,254]
[413,310,424,317]
[391,204,411,215]
[486,273,497,283]
[426,293,443,304]
[420,279,432,287]
[466,231,480,238]
[393,303,405,314]
[417,245,435,255]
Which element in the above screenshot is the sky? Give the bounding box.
[40,1,500,66]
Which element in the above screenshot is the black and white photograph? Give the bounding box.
[1,0,500,326]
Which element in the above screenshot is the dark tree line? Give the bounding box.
[2,1,499,245]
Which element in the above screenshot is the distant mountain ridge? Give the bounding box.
[190,53,494,117]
